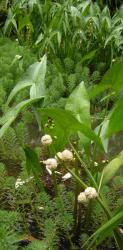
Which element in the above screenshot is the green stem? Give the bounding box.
[33,169,44,192]
[85,200,92,231]
[97,196,111,218]
[73,160,80,230]
[69,141,112,220]
[52,170,58,196]
[70,142,98,189]
[30,199,43,231]
[64,165,87,189]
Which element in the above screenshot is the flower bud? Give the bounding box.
[41,134,52,145]
[43,158,57,170]
[78,192,88,204]
[85,187,98,200]
[62,149,73,162]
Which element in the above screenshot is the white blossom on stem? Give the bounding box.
[62,149,74,162]
[78,192,88,204]
[85,187,98,200]
[41,134,52,146]
[43,158,57,170]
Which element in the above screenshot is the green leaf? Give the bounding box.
[6,55,47,104]
[29,55,47,98]
[24,146,44,191]
[89,83,110,100]
[66,82,91,126]
[18,15,34,33]
[66,82,91,148]
[99,150,123,188]
[80,49,97,64]
[79,0,91,15]
[4,9,17,34]
[39,108,103,151]
[114,230,123,250]
[84,211,123,248]
[107,99,123,137]
[95,119,109,153]
[7,80,33,105]
[89,60,123,99]
[0,97,44,138]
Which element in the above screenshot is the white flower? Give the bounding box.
[15,176,34,189]
[15,178,25,189]
[85,187,98,200]
[61,149,74,162]
[43,158,57,170]
[94,161,98,167]
[41,134,52,145]
[78,192,88,204]
[62,172,72,181]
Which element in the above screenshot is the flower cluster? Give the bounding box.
[15,176,34,189]
[41,135,74,172]
[78,187,98,203]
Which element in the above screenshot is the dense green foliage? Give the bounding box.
[0,37,36,110]
[1,0,123,250]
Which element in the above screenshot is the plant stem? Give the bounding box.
[64,165,87,189]
[73,160,80,230]
[85,200,92,231]
[69,141,98,189]
[52,170,58,196]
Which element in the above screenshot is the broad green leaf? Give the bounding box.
[29,55,47,98]
[89,60,123,99]
[99,150,123,188]
[6,55,47,104]
[66,82,91,148]
[39,108,103,151]
[89,83,110,100]
[107,99,123,137]
[24,146,44,191]
[66,82,91,126]
[0,97,44,138]
[85,211,123,248]
[7,80,33,105]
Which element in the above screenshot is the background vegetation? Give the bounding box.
[1,0,123,249]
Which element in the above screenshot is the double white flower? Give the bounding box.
[41,135,73,173]
[78,187,98,203]
[55,149,74,162]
